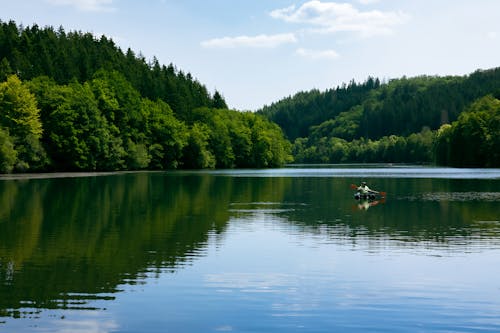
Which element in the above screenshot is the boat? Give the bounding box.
[354,192,377,200]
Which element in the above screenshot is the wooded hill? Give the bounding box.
[0,21,292,173]
[0,20,227,113]
[1,20,498,170]
[259,69,500,167]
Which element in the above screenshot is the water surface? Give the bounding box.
[1,166,500,332]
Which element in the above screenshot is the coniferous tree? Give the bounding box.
[0,20,228,116]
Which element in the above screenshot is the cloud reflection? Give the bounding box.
[51,314,118,333]
[205,272,298,293]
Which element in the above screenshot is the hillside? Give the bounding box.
[258,78,381,140]
[259,69,500,141]
[0,20,227,116]
[0,21,291,173]
[259,68,500,167]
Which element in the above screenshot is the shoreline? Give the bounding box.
[2,165,500,181]
[0,170,154,180]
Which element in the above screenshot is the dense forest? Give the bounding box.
[0,20,227,113]
[1,20,498,171]
[0,21,291,173]
[260,69,500,167]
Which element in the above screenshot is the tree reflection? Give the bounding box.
[1,173,499,319]
[0,173,281,318]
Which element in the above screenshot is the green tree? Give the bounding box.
[0,75,46,170]
[43,81,124,170]
[183,122,215,169]
[434,124,452,165]
[444,95,500,167]
[248,114,292,167]
[228,114,252,167]
[0,127,17,173]
[212,91,228,109]
[142,99,187,169]
[91,70,144,142]
[0,58,13,81]
[0,75,42,138]
[205,109,235,168]
[126,139,150,170]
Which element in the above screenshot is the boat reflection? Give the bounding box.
[354,197,386,210]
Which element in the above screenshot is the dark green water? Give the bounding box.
[1,166,500,332]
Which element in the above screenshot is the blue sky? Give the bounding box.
[2,0,500,110]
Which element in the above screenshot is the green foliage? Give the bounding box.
[0,20,296,173]
[0,75,47,171]
[212,91,228,109]
[196,108,235,168]
[142,98,187,169]
[183,123,215,169]
[0,127,17,173]
[91,69,144,141]
[226,112,253,167]
[434,124,453,165]
[41,81,124,170]
[184,108,292,168]
[294,129,435,164]
[0,75,42,139]
[309,105,363,141]
[0,20,226,117]
[0,58,13,81]
[126,140,150,170]
[259,78,380,140]
[260,69,500,146]
[6,20,499,170]
[262,67,500,166]
[0,71,288,173]
[248,114,293,167]
[435,95,500,167]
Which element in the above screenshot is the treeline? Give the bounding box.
[0,21,291,173]
[293,129,434,164]
[260,69,500,167]
[435,95,499,167]
[0,20,227,116]
[259,78,381,140]
[259,70,500,141]
[0,73,291,173]
[357,72,500,139]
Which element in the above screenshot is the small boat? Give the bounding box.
[354,192,377,200]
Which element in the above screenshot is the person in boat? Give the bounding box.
[356,182,379,198]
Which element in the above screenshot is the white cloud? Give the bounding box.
[270,0,408,37]
[46,0,115,12]
[487,31,498,40]
[296,48,339,60]
[201,33,297,49]
[358,0,380,5]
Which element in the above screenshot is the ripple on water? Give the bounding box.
[228,202,307,214]
[405,192,500,202]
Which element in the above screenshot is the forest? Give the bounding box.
[0,21,291,173]
[260,70,500,167]
[1,19,499,171]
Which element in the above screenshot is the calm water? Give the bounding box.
[1,165,500,333]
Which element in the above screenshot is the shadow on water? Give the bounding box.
[0,171,499,319]
[0,173,290,318]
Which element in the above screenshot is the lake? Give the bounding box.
[1,165,500,332]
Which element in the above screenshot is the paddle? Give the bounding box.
[350,184,386,197]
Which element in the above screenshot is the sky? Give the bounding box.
[1,0,500,111]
